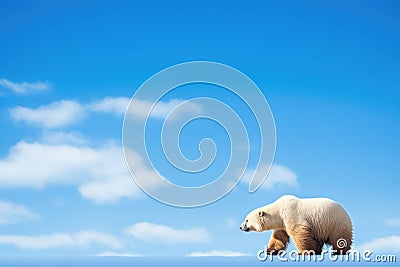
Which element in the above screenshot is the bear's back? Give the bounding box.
[298,197,352,238]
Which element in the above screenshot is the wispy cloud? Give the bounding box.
[78,174,142,204]
[40,131,88,146]
[0,201,39,225]
[358,235,400,253]
[0,128,175,203]
[126,98,202,120]
[87,97,130,115]
[0,139,143,203]
[10,100,85,128]
[386,218,400,227]
[95,251,141,257]
[0,78,50,94]
[0,231,122,250]
[226,218,237,229]
[242,163,298,190]
[125,222,211,244]
[187,250,251,257]
[75,232,123,249]
[9,97,201,129]
[78,148,166,203]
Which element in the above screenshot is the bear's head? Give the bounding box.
[240,205,282,232]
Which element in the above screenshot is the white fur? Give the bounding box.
[240,195,353,253]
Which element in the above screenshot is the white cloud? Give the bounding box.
[187,250,251,257]
[358,236,400,253]
[95,251,141,257]
[0,141,119,188]
[0,78,50,94]
[10,100,85,128]
[79,148,167,203]
[75,231,123,248]
[125,222,211,244]
[78,175,141,204]
[40,131,88,146]
[0,140,143,203]
[0,231,122,250]
[88,97,130,115]
[226,218,237,229]
[0,233,74,250]
[3,95,207,203]
[126,98,202,120]
[0,201,39,224]
[386,218,400,227]
[242,163,298,190]
[9,97,200,129]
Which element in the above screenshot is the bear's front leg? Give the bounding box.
[290,224,323,255]
[266,230,290,255]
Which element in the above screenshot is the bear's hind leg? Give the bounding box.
[267,230,290,255]
[291,225,323,255]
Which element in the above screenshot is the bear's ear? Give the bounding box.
[258,211,265,217]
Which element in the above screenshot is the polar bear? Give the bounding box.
[240,195,352,255]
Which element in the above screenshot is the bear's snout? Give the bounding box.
[240,226,249,232]
[240,221,249,232]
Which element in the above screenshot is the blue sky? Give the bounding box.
[0,0,399,259]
